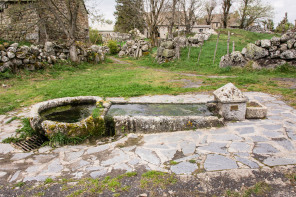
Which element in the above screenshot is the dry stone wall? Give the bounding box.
[118,39,150,58]
[220,32,296,69]
[0,42,108,73]
[156,40,177,63]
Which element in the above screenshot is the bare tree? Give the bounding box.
[143,0,167,46]
[166,0,178,39]
[221,0,232,28]
[38,0,86,62]
[205,0,217,25]
[180,0,202,34]
[238,0,274,29]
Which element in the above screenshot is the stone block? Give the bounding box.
[246,101,267,119]
[162,49,175,58]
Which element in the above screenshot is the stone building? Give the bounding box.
[0,0,89,43]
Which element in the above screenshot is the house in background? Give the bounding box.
[0,0,89,43]
[199,13,240,29]
[144,11,211,39]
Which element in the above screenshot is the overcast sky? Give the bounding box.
[88,0,296,30]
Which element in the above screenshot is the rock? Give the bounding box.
[287,39,295,49]
[44,42,55,56]
[243,43,269,60]
[90,45,101,53]
[281,33,292,42]
[59,53,67,60]
[141,44,149,52]
[12,59,23,66]
[162,49,175,58]
[23,59,30,64]
[10,43,19,48]
[280,49,296,60]
[255,40,261,46]
[270,50,281,59]
[280,44,288,52]
[7,52,15,59]
[0,63,10,73]
[269,46,278,52]
[157,47,164,57]
[162,41,174,49]
[260,39,271,48]
[271,37,281,46]
[2,61,13,71]
[0,44,4,51]
[1,56,9,62]
[219,51,246,68]
[126,40,135,47]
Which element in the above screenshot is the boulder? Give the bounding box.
[270,50,281,59]
[281,33,293,43]
[44,42,55,56]
[243,43,269,60]
[219,51,246,68]
[279,44,288,52]
[141,44,149,52]
[162,49,175,58]
[280,49,296,60]
[118,51,125,58]
[7,51,15,59]
[260,39,271,48]
[287,39,295,49]
[269,46,278,52]
[271,37,281,46]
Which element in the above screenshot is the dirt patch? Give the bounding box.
[273,78,296,90]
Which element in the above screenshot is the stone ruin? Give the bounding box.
[0,42,108,73]
[245,25,272,34]
[118,39,150,58]
[156,40,177,63]
[102,32,131,43]
[128,28,146,40]
[219,32,296,69]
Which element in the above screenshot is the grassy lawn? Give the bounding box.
[1,28,296,114]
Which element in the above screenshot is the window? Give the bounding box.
[216,23,218,27]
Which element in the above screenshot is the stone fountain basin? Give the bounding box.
[245,100,267,119]
[105,102,224,134]
[29,96,109,138]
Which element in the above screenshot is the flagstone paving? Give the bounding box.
[0,92,296,183]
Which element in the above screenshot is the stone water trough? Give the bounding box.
[29,83,267,140]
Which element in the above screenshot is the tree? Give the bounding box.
[205,0,217,25]
[221,0,232,28]
[180,0,202,34]
[275,12,294,33]
[238,0,274,29]
[38,0,86,62]
[143,0,168,46]
[166,0,178,39]
[114,0,145,33]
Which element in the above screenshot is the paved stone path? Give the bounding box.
[0,92,296,183]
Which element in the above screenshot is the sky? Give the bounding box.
[87,0,296,31]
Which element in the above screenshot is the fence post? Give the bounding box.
[213,32,220,65]
[227,31,230,56]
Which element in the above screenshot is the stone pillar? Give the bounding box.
[213,83,248,121]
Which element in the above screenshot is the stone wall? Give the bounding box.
[156,40,177,63]
[0,42,108,73]
[0,0,89,43]
[118,39,150,58]
[220,32,296,69]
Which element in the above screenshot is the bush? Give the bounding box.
[89,28,103,45]
[108,40,119,55]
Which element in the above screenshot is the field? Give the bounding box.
[1,29,296,115]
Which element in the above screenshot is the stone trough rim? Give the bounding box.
[29,96,103,132]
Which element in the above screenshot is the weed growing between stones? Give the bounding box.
[140,171,177,190]
[2,118,39,143]
[5,116,19,124]
[224,181,271,197]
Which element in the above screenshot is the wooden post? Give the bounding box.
[227,31,230,56]
[197,40,204,65]
[187,44,191,60]
[232,41,235,52]
[213,32,220,65]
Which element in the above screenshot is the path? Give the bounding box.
[0,92,296,185]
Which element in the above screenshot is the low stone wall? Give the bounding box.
[220,32,296,69]
[118,39,150,58]
[174,30,215,48]
[156,40,177,63]
[0,42,109,73]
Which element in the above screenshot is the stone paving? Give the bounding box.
[0,92,296,183]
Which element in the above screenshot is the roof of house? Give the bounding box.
[198,13,240,27]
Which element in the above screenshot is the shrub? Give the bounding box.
[107,40,119,55]
[89,28,103,45]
